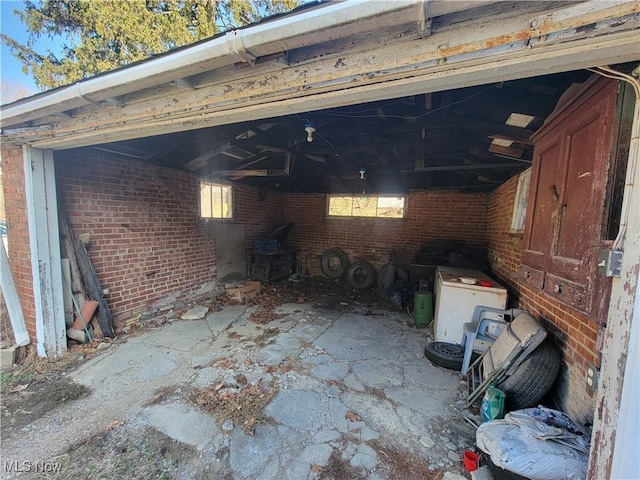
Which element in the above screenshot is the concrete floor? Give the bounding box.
[2,298,478,479]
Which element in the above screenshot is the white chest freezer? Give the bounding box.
[433,266,507,345]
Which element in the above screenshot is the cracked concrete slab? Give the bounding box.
[230,425,282,479]
[3,294,476,480]
[350,443,378,470]
[143,402,221,451]
[206,304,248,331]
[311,360,350,382]
[351,359,405,389]
[274,302,316,315]
[144,319,212,351]
[266,389,348,432]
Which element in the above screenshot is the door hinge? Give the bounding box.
[598,249,623,277]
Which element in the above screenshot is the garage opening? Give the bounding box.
[47,65,632,419]
[1,1,637,476]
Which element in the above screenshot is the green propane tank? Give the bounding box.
[481,383,506,422]
[413,289,433,326]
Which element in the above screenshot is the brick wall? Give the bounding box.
[0,145,36,340]
[235,186,285,263]
[486,173,600,423]
[283,191,488,276]
[56,152,283,323]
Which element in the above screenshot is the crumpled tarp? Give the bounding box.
[476,406,590,480]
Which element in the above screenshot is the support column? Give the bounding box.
[23,146,66,357]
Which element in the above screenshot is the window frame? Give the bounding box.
[198,179,234,220]
[326,194,407,219]
[509,168,532,234]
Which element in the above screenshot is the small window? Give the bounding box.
[200,181,233,219]
[510,168,531,233]
[328,195,405,218]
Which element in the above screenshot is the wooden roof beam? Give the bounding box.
[412,162,525,172]
[184,141,232,170]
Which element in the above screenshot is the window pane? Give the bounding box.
[328,196,353,216]
[328,195,405,218]
[211,185,223,217]
[222,185,233,218]
[377,197,405,218]
[200,181,232,219]
[352,196,377,217]
[200,182,212,217]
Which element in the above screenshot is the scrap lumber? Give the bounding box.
[74,238,114,337]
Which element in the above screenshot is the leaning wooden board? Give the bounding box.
[74,238,114,337]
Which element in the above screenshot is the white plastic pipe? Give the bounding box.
[0,239,30,346]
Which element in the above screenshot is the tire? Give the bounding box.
[346,260,376,289]
[424,342,465,371]
[377,265,410,291]
[320,248,349,278]
[497,340,561,410]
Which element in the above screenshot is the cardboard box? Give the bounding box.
[226,281,262,302]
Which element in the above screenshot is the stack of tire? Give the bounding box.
[320,248,377,289]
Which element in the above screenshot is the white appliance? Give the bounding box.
[433,266,507,345]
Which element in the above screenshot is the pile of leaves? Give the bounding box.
[247,285,309,324]
[191,378,278,435]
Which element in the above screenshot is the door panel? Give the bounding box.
[550,84,616,283]
[522,136,564,269]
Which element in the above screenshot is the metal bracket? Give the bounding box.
[598,248,623,277]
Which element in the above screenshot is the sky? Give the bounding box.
[1,0,43,100]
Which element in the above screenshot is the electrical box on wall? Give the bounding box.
[598,249,623,277]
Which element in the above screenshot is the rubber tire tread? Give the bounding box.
[424,342,465,371]
[320,248,349,278]
[497,340,561,410]
[346,260,376,289]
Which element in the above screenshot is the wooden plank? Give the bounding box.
[489,134,533,146]
[256,144,286,152]
[412,162,525,172]
[0,238,29,346]
[488,144,525,158]
[74,238,114,338]
[210,168,289,177]
[184,142,232,170]
[23,147,67,357]
[303,154,326,163]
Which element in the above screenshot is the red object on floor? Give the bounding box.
[464,451,479,472]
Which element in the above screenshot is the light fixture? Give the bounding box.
[304,120,316,142]
[359,167,366,179]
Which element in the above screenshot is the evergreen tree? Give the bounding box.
[1,0,298,90]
